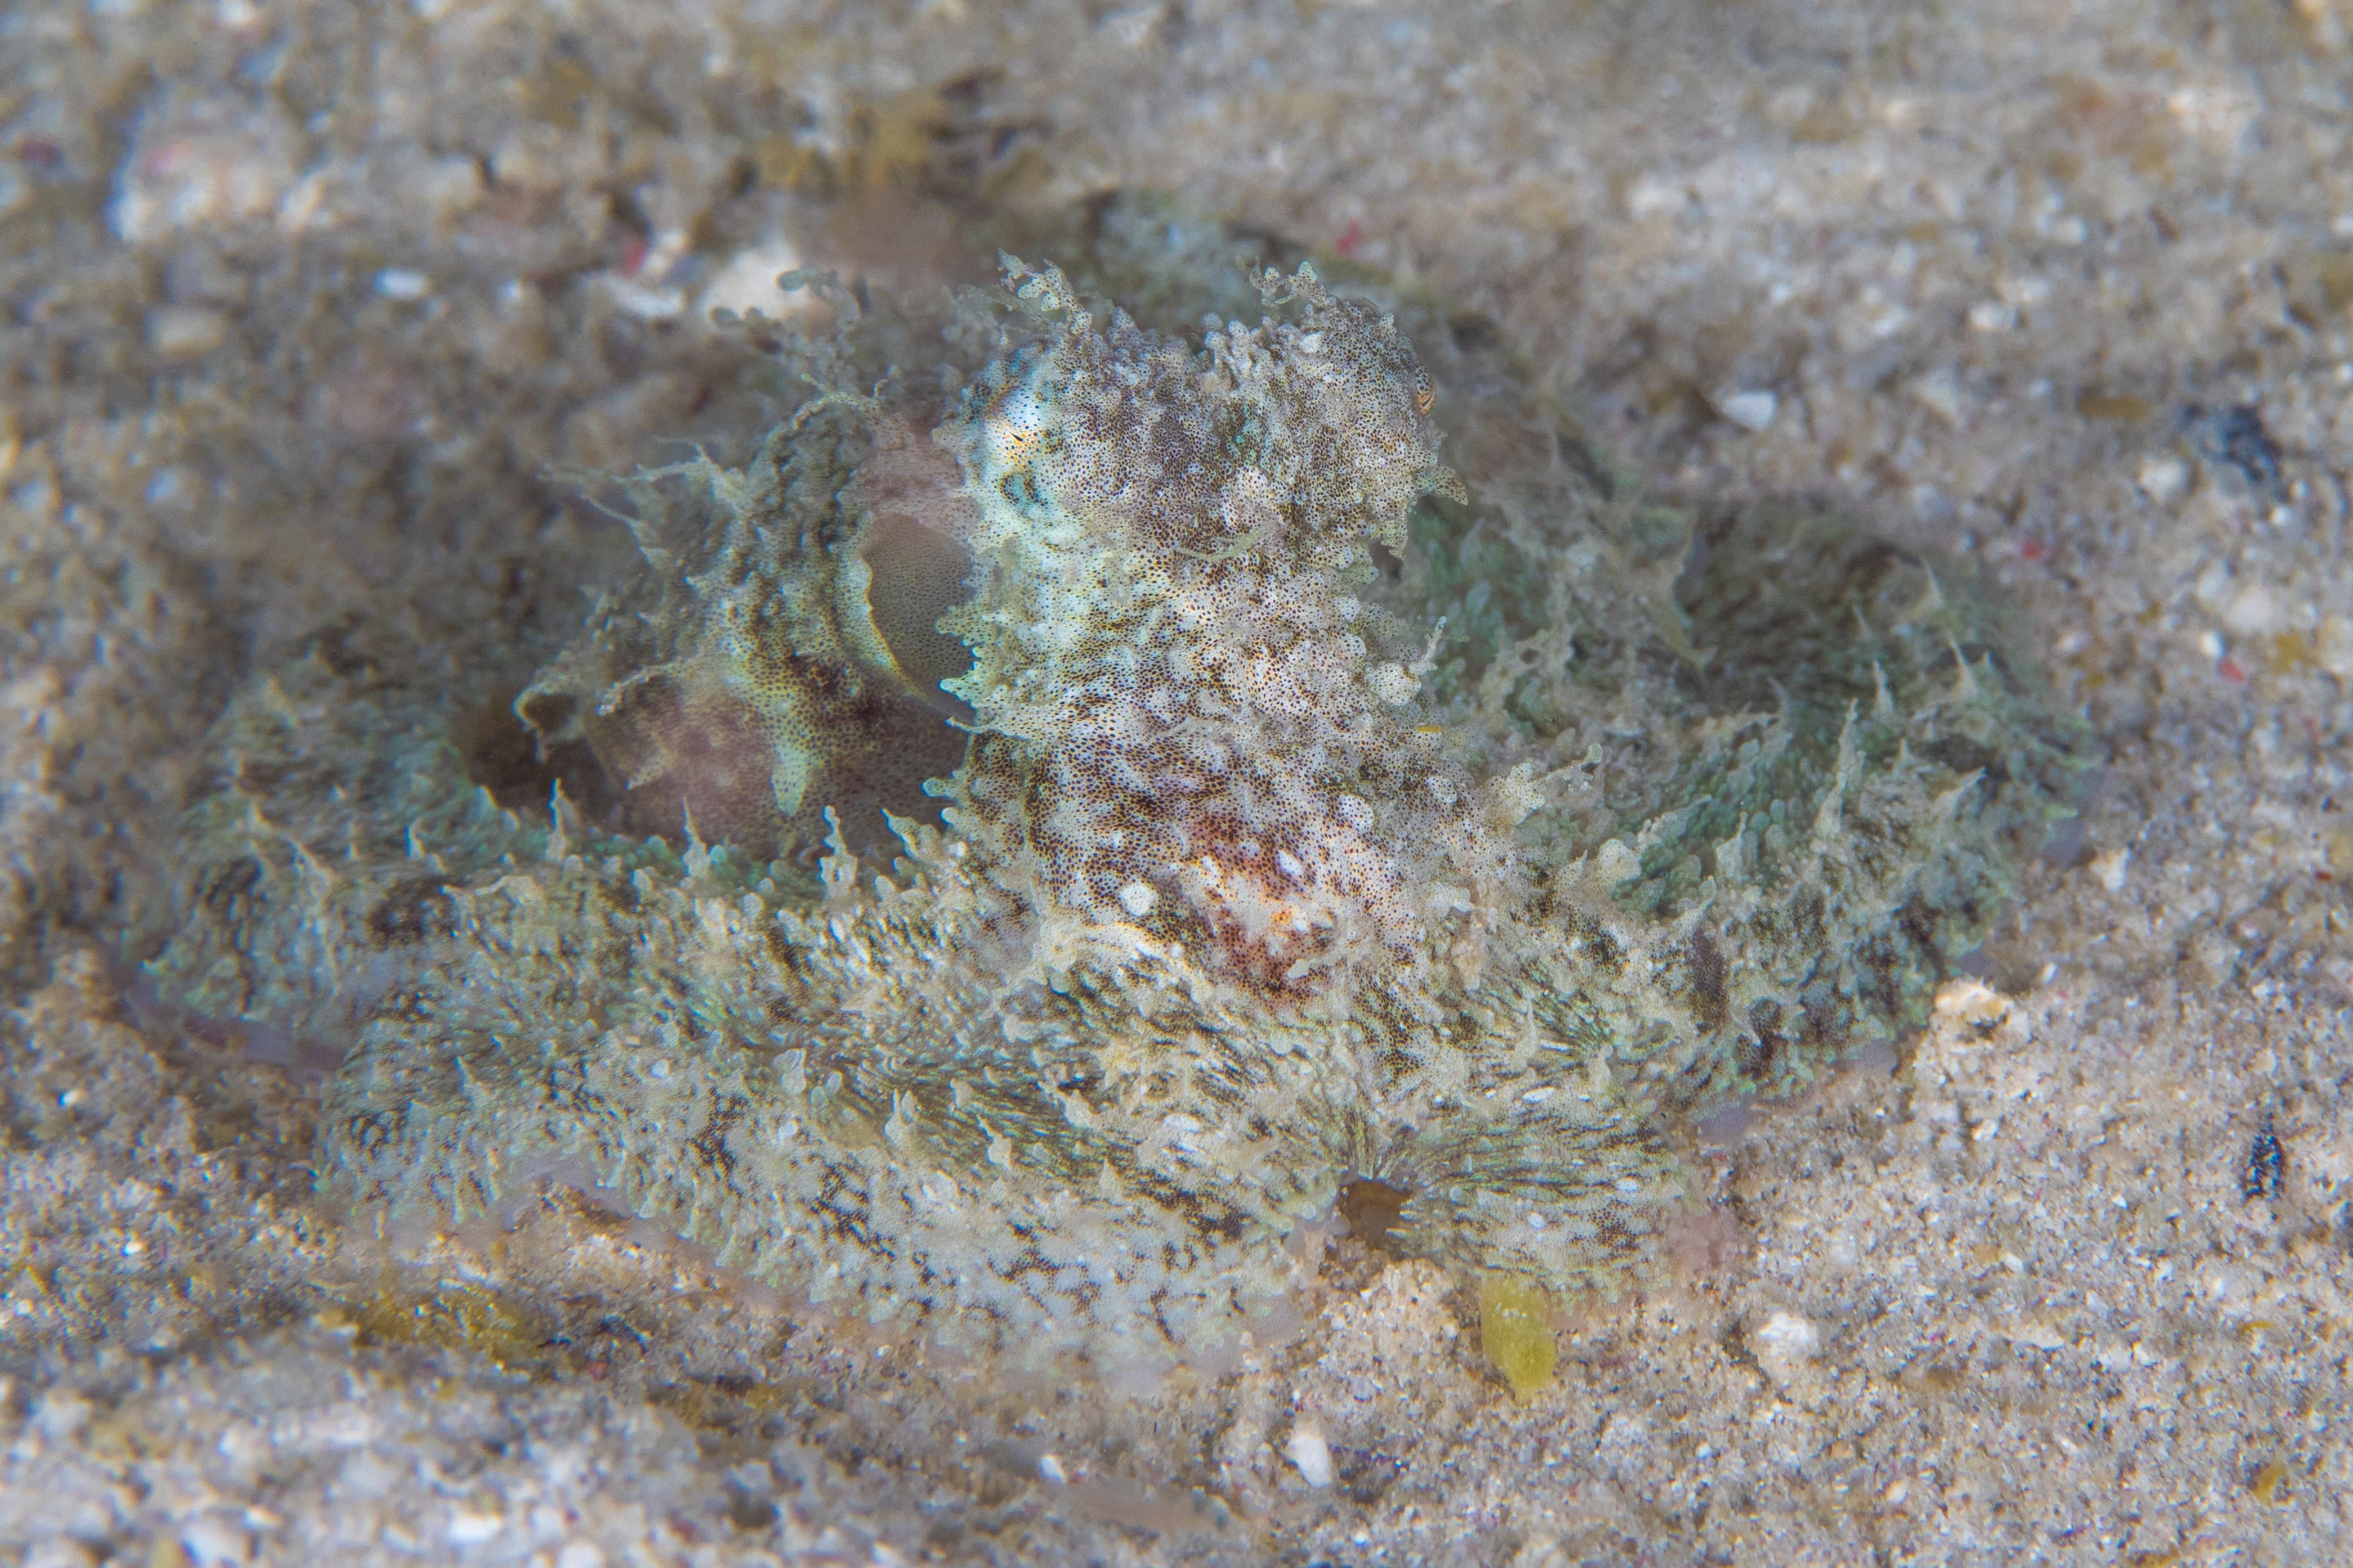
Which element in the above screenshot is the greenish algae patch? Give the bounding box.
[336,1279,555,1372]
[147,206,2094,1380]
[1477,1273,1559,1396]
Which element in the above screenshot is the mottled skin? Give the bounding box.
[152,250,2090,1374]
[939,263,1513,989]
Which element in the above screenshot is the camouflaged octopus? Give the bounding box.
[151,248,2089,1375]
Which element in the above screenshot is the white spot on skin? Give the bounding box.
[984,383,1046,475]
[1368,661,1419,705]
[1117,881,1158,918]
[1594,839,1641,883]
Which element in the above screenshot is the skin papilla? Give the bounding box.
[151,241,2092,1375]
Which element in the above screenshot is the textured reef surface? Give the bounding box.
[149,223,2090,1376]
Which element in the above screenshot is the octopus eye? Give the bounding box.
[1412,376,1436,417]
[859,512,978,715]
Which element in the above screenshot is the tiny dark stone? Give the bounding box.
[2180,403,2283,493]
[2241,1114,2284,1201]
[1332,1444,1405,1505]
[725,1493,780,1531]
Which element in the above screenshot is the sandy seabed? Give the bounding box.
[1,1,2350,1563]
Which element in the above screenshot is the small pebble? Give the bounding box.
[413,155,485,223]
[698,237,810,322]
[178,1515,253,1568]
[2136,454,2190,502]
[1908,370,1964,427]
[445,1509,503,1545]
[1283,1425,1335,1488]
[1751,1309,1821,1388]
[2242,1115,2284,1201]
[604,276,685,321]
[1718,389,1777,430]
[146,305,230,359]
